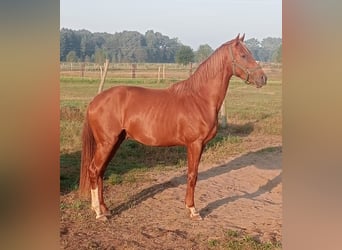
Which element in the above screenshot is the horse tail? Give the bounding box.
[79,110,96,198]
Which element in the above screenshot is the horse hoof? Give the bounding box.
[96,214,108,221]
[190,214,203,221]
[186,206,203,220]
[103,210,111,217]
[92,205,111,219]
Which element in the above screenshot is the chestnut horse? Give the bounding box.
[79,34,267,221]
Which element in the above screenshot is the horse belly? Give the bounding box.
[123,100,183,146]
[125,119,180,146]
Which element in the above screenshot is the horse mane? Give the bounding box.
[169,40,234,94]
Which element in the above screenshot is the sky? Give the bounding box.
[60,0,282,50]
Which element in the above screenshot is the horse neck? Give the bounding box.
[187,50,233,111]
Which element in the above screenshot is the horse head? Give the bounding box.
[228,34,267,88]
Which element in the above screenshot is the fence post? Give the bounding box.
[157,66,161,83]
[131,63,137,79]
[81,62,85,78]
[97,59,109,94]
[162,64,165,80]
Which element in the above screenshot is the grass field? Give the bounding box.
[60,64,282,249]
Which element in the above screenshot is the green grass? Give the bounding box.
[60,151,81,193]
[224,79,282,136]
[60,77,176,108]
[206,230,281,249]
[60,73,281,193]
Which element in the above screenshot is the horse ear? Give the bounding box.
[240,33,245,42]
[235,33,240,44]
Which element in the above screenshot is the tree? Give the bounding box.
[272,45,282,63]
[60,29,281,63]
[195,44,213,63]
[60,28,81,61]
[145,30,180,62]
[176,45,194,65]
[245,37,282,62]
[260,37,282,62]
[60,28,184,63]
[66,51,78,62]
[84,55,91,62]
[79,29,95,61]
[245,38,261,61]
[94,48,106,64]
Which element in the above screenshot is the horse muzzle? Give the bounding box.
[246,73,267,88]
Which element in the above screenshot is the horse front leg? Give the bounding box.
[185,141,204,220]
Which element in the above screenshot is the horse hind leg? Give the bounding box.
[88,142,112,221]
[89,132,125,220]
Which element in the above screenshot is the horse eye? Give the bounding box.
[241,54,247,59]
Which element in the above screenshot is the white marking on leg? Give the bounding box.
[91,187,101,218]
[186,205,202,220]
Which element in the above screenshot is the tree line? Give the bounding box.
[60,28,281,64]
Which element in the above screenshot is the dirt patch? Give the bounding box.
[60,138,281,249]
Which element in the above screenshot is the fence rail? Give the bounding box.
[60,62,281,81]
[60,62,197,80]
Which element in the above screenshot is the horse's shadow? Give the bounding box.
[110,145,282,218]
[200,173,281,217]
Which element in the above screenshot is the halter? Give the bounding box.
[228,45,262,85]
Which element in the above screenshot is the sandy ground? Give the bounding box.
[60,137,282,249]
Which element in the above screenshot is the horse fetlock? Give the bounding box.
[186,205,203,220]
